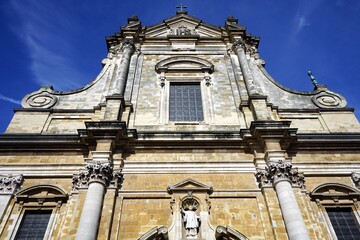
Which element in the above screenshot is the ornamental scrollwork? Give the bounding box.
[312,91,347,109]
[255,160,305,189]
[0,174,24,194]
[22,87,58,109]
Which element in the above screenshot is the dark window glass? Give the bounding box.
[15,210,52,240]
[326,208,360,240]
[169,83,203,121]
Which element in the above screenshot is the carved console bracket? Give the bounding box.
[351,172,360,189]
[255,160,305,189]
[215,225,249,240]
[0,174,24,194]
[138,226,169,240]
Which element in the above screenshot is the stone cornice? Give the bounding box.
[0,134,86,152]
[1,132,360,153]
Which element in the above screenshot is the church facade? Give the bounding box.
[1,9,360,240]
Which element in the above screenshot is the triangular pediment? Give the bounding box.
[167,178,213,194]
[145,14,222,38]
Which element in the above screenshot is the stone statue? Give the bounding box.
[181,206,201,237]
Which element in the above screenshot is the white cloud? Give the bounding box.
[0,94,21,105]
[296,16,311,32]
[9,0,86,91]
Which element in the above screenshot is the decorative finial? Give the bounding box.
[176,4,188,15]
[308,70,319,87]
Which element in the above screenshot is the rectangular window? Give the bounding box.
[169,83,203,121]
[15,210,52,240]
[326,208,360,240]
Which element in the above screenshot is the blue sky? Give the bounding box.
[0,0,360,132]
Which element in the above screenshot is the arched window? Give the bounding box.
[4,184,68,240]
[310,183,360,239]
[155,56,214,124]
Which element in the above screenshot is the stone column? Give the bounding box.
[73,161,121,240]
[232,40,259,96]
[0,174,24,222]
[256,160,309,240]
[112,42,135,96]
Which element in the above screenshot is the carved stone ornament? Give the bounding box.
[351,172,360,189]
[232,39,246,53]
[22,87,58,109]
[72,162,123,191]
[0,174,24,194]
[215,225,249,240]
[255,160,305,189]
[312,91,347,109]
[168,25,197,36]
[108,41,135,58]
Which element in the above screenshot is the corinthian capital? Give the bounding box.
[232,39,246,53]
[73,161,112,190]
[255,160,305,189]
[121,41,135,54]
[0,174,24,194]
[72,161,124,191]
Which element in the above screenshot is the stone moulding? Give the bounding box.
[255,160,305,189]
[138,226,169,240]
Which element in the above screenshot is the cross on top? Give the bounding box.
[176,4,187,11]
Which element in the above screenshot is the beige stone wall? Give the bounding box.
[6,111,50,133]
[118,198,172,239]
[132,54,244,130]
[125,149,253,163]
[278,111,360,133]
[210,196,268,239]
